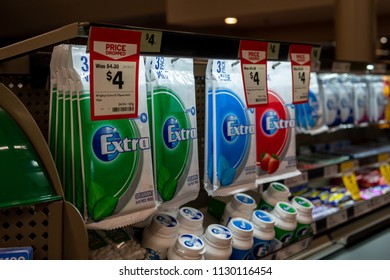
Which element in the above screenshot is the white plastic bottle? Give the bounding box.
[142,213,179,260]
[221,193,256,226]
[270,202,297,247]
[248,210,275,259]
[291,196,314,239]
[167,234,206,260]
[257,182,291,212]
[227,217,254,260]
[202,224,233,260]
[177,207,204,237]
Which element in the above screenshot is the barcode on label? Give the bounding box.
[112,107,134,112]
[255,98,267,102]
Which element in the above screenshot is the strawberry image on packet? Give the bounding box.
[256,61,300,184]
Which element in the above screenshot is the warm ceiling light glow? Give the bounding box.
[224,17,238,25]
[380,37,388,44]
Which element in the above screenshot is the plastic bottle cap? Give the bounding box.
[227,218,253,239]
[251,210,275,231]
[268,182,291,200]
[174,234,206,258]
[232,193,256,211]
[177,207,204,227]
[204,224,232,248]
[291,196,313,215]
[150,213,179,236]
[273,202,297,222]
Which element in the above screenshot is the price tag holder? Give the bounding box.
[140,30,162,53]
[326,209,348,229]
[373,63,387,74]
[331,62,351,73]
[340,160,361,200]
[239,40,268,107]
[267,42,280,60]
[354,200,372,217]
[290,44,312,104]
[324,165,338,178]
[284,171,308,188]
[89,26,141,120]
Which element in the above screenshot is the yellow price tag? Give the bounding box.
[380,164,390,185]
[340,165,360,200]
[378,153,389,164]
[340,160,356,173]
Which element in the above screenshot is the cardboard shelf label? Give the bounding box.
[290,44,312,104]
[89,26,141,120]
[324,165,339,178]
[354,200,373,217]
[326,209,348,229]
[239,40,268,107]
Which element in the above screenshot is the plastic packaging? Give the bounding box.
[256,61,300,184]
[227,217,254,260]
[220,193,256,226]
[257,182,291,212]
[291,196,313,239]
[78,57,156,229]
[319,74,341,128]
[167,234,205,260]
[147,57,200,210]
[177,206,204,237]
[205,59,257,196]
[248,210,275,259]
[142,213,180,260]
[202,224,233,260]
[352,75,370,125]
[270,202,297,246]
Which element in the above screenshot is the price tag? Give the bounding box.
[373,63,387,74]
[290,44,312,104]
[331,62,351,73]
[284,171,308,187]
[326,209,348,229]
[89,26,141,120]
[140,31,162,53]
[384,192,390,204]
[0,247,33,260]
[354,200,372,217]
[324,165,338,178]
[378,154,390,185]
[239,40,268,107]
[311,47,321,62]
[340,160,360,200]
[267,42,280,60]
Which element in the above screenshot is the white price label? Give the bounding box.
[242,63,267,105]
[331,62,351,73]
[354,200,372,217]
[292,65,311,103]
[311,60,321,73]
[324,165,338,178]
[267,43,280,60]
[140,31,162,52]
[284,172,308,187]
[326,209,348,229]
[93,61,136,116]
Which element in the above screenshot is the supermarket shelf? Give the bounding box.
[0,22,320,64]
[294,203,390,260]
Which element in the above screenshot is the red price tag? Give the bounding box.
[290,44,312,104]
[89,26,141,120]
[239,40,268,107]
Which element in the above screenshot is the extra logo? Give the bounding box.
[256,90,295,174]
[92,125,150,162]
[223,114,255,142]
[163,117,197,149]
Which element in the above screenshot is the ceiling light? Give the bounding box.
[366,64,374,71]
[380,37,388,44]
[224,17,238,25]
